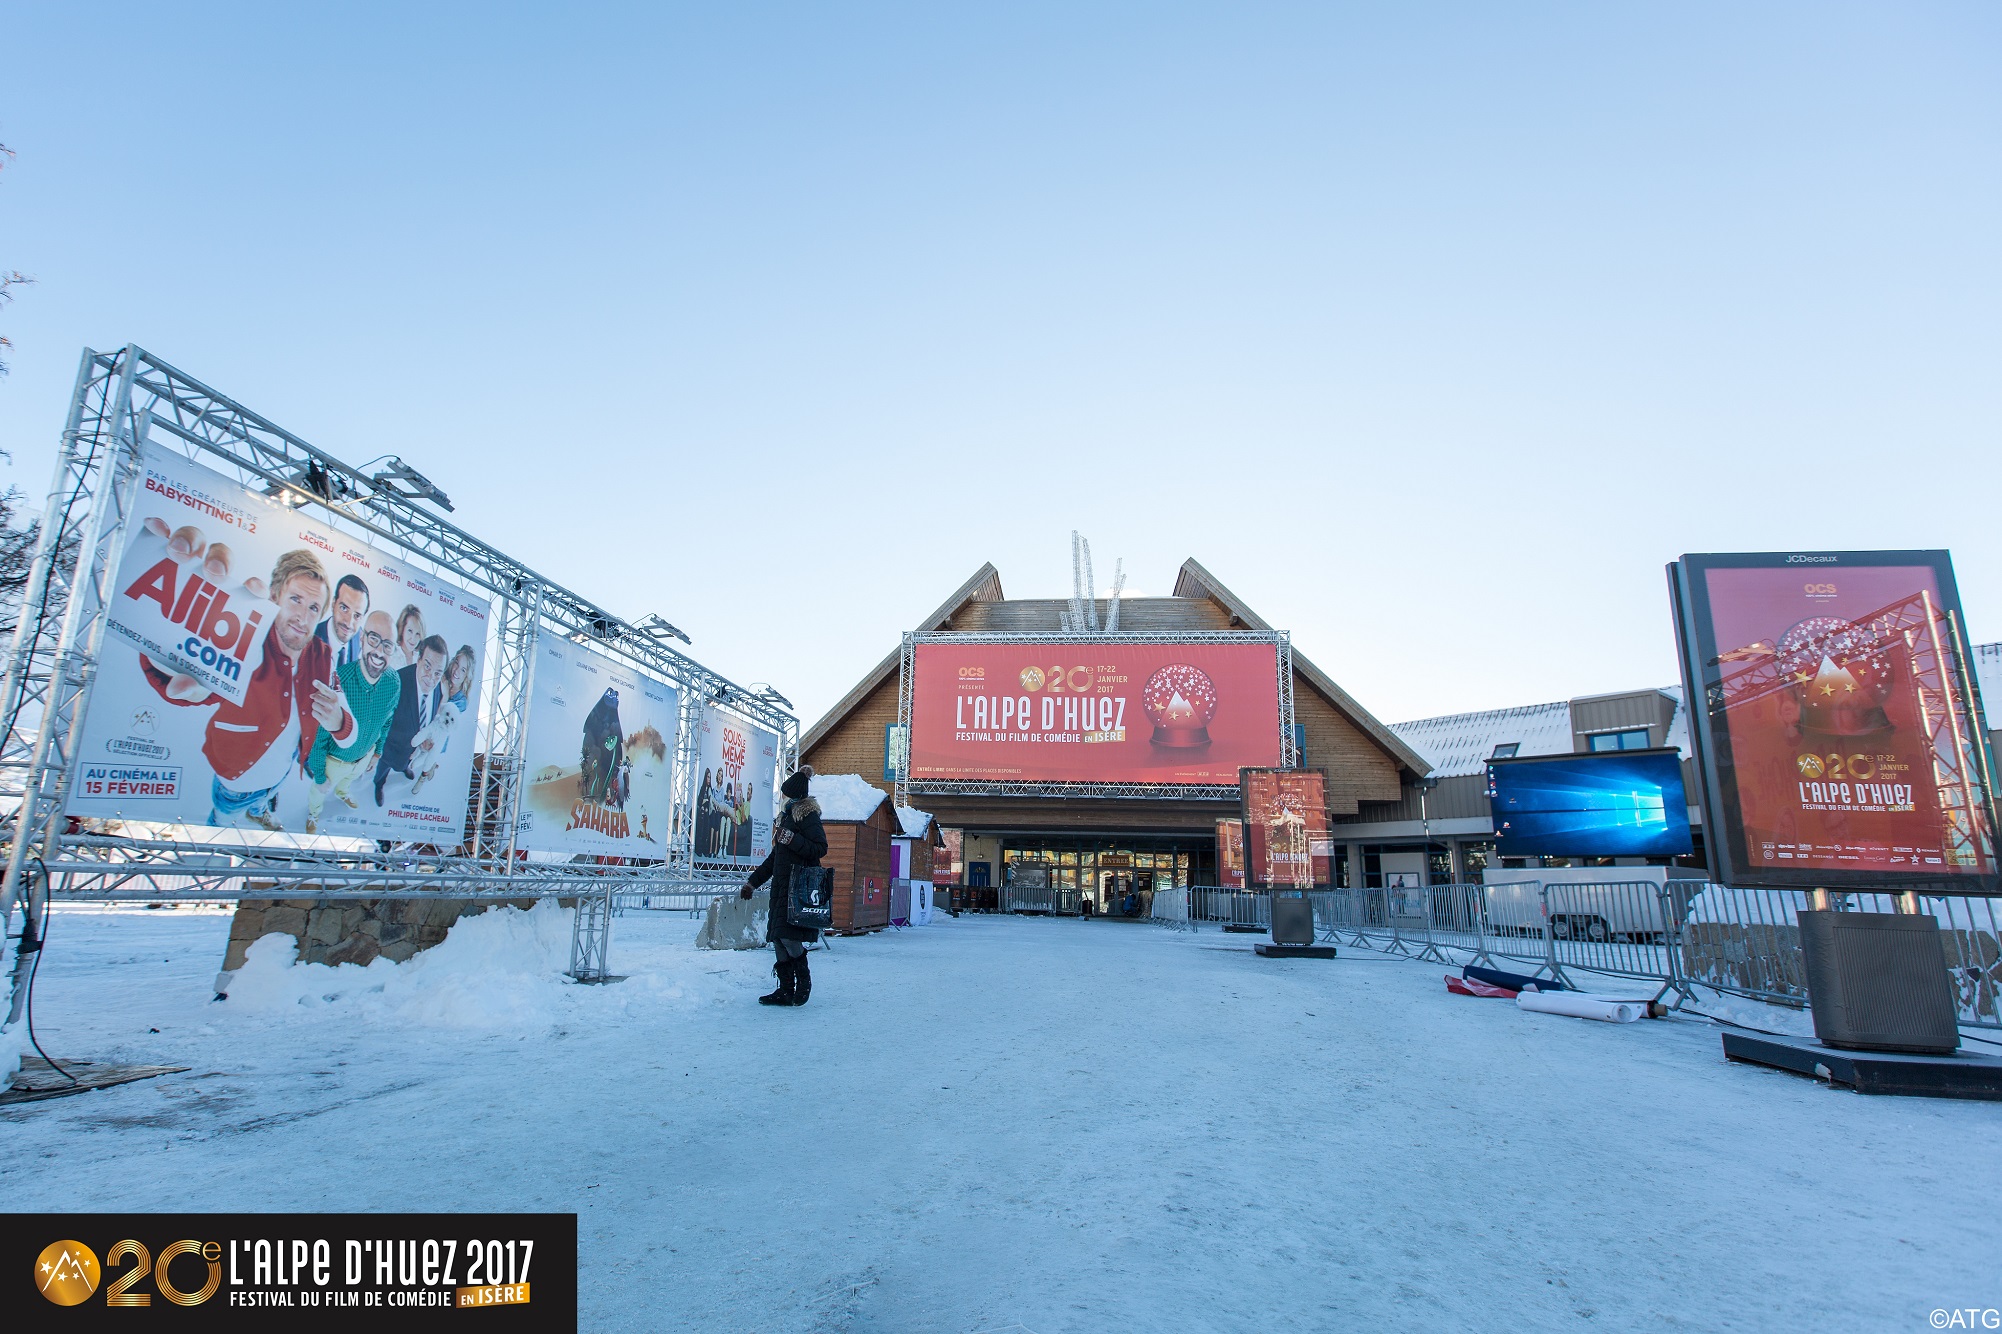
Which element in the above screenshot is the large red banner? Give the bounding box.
[908,641,1283,785]
[1697,561,1995,882]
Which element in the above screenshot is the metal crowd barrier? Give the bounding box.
[1144,876,1999,1030]
[1674,884,1810,1007]
[1541,880,1689,1002]
[1003,884,1081,915]
[1186,888,1271,929]
[1150,886,1193,932]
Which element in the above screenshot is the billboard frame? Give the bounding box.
[1668,549,2000,894]
[0,347,799,954]
[892,629,1297,804]
[1238,767,1332,890]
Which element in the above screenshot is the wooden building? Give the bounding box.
[800,558,1430,903]
[812,773,896,934]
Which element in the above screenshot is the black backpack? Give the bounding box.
[787,866,834,930]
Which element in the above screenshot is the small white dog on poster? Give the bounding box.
[407,707,457,796]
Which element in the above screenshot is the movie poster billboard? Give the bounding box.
[1240,769,1332,888]
[69,443,491,841]
[516,639,679,857]
[1669,550,1998,892]
[1216,819,1245,889]
[907,640,1284,786]
[691,706,778,865]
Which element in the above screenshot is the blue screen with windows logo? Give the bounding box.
[1486,751,1693,857]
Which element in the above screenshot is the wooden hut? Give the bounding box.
[811,774,896,935]
[892,805,941,885]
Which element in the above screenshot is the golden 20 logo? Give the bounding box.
[36,1237,221,1307]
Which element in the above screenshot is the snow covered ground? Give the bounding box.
[4,903,1998,1332]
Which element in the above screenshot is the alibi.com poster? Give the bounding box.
[1675,551,1998,889]
[67,443,491,842]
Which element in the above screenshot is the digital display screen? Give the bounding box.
[1487,750,1693,858]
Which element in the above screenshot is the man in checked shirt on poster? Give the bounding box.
[140,542,359,830]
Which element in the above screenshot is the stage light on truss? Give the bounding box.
[636,613,692,645]
[750,683,792,709]
[364,456,454,511]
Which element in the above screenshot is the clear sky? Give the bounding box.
[1,3,1996,734]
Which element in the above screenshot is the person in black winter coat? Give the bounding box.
[741,765,828,1006]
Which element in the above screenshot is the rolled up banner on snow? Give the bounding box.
[1517,991,1644,1024]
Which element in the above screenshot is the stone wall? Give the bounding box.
[222,897,537,972]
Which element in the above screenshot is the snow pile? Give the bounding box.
[895,804,933,838]
[222,900,577,1029]
[810,773,889,822]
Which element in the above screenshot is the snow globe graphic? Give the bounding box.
[1142,663,1218,748]
[1775,615,1896,742]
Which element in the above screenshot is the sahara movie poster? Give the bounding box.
[516,639,680,857]
[1677,552,1997,886]
[691,706,777,866]
[68,443,490,841]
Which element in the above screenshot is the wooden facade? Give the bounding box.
[799,558,1428,845]
[824,798,896,934]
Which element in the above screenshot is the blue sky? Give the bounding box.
[1,3,1996,731]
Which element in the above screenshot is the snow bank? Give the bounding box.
[222,900,577,1029]
[895,804,933,838]
[810,773,889,822]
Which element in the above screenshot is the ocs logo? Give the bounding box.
[1018,667,1045,691]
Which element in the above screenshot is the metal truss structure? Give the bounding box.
[0,347,796,983]
[893,629,1297,807]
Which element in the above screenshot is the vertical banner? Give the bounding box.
[691,706,778,865]
[1216,819,1245,889]
[516,640,679,857]
[1240,769,1331,888]
[69,444,490,841]
[1670,550,1999,891]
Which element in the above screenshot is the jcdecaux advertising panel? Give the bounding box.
[907,641,1283,786]
[1669,549,1998,892]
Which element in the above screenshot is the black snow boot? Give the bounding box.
[791,953,812,1007]
[758,959,794,1006]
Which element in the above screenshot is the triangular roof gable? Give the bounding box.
[799,563,1003,754]
[1172,558,1431,778]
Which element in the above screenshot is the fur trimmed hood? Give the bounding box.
[786,795,822,820]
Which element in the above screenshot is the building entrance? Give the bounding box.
[995,835,1211,918]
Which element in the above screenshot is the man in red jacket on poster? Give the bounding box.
[140,544,357,830]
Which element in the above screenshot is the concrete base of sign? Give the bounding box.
[1222,924,1264,934]
[218,894,539,980]
[1255,942,1337,960]
[697,889,769,950]
[1723,1032,2002,1100]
